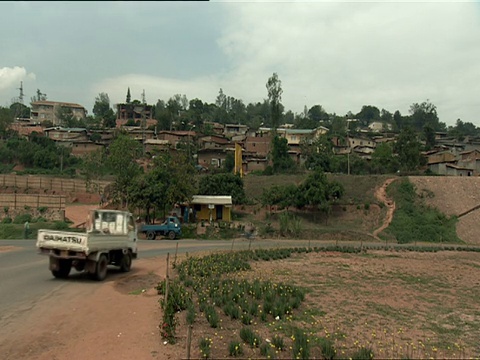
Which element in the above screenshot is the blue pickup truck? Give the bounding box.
[139,216,182,240]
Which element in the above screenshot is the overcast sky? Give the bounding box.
[1,1,479,127]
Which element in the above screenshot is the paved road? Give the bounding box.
[0,236,294,330]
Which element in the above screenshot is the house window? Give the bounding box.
[291,135,297,141]
[211,159,219,167]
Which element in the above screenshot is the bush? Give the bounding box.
[240,327,261,348]
[199,337,212,359]
[387,179,461,244]
[272,334,285,351]
[1,217,12,224]
[351,346,374,360]
[13,213,32,224]
[228,341,243,357]
[292,328,310,360]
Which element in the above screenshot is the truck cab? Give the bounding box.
[140,216,181,240]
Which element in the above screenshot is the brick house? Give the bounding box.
[31,101,87,125]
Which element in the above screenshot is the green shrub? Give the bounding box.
[2,217,12,224]
[240,327,261,348]
[318,337,336,359]
[52,221,70,230]
[37,206,48,214]
[351,346,374,360]
[387,179,461,244]
[292,328,310,360]
[228,341,243,357]
[272,334,285,351]
[186,304,196,325]
[205,305,219,328]
[13,213,32,224]
[260,343,273,358]
[199,337,212,359]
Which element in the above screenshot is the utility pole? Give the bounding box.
[141,90,146,155]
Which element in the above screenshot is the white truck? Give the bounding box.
[36,209,138,281]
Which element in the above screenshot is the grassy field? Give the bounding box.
[242,173,391,206]
[236,173,392,242]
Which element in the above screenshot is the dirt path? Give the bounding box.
[372,177,397,240]
[1,256,183,360]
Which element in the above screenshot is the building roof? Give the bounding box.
[191,195,232,205]
[31,100,85,109]
[44,127,87,132]
[144,139,170,145]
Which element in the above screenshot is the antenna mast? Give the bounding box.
[17,81,24,104]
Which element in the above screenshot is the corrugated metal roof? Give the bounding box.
[191,195,232,205]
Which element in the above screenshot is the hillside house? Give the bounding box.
[31,101,87,126]
[9,119,44,137]
[224,124,248,138]
[144,139,172,155]
[244,135,272,157]
[44,127,89,141]
[427,151,458,175]
[157,130,196,149]
[120,127,155,142]
[198,135,230,150]
[368,121,392,132]
[69,141,105,157]
[115,103,155,128]
[197,148,230,169]
[203,121,224,135]
[445,164,474,177]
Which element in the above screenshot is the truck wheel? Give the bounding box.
[92,254,108,281]
[147,231,156,240]
[51,259,72,279]
[119,252,132,272]
[168,230,176,240]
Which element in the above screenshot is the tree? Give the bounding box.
[356,105,380,126]
[271,135,296,173]
[422,124,436,151]
[409,100,446,132]
[301,134,334,172]
[261,184,298,212]
[30,89,47,103]
[93,93,116,128]
[57,106,85,128]
[296,169,344,223]
[371,142,399,174]
[224,151,235,173]
[126,87,131,103]
[198,173,246,204]
[128,151,196,222]
[10,102,30,119]
[79,148,108,193]
[266,73,283,131]
[0,106,13,139]
[107,134,143,206]
[394,126,423,172]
